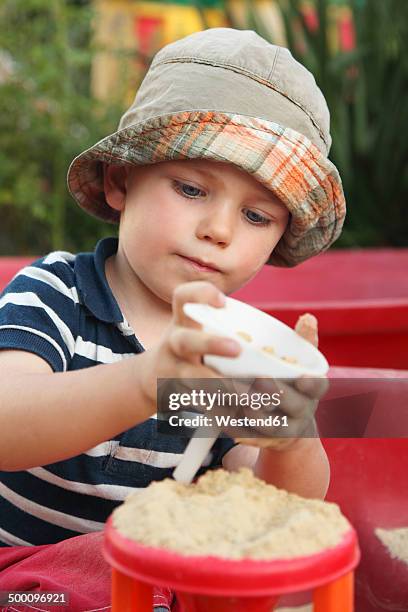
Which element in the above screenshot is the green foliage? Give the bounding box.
[0,0,124,255]
[227,0,408,248]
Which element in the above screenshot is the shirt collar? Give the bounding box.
[74,236,124,324]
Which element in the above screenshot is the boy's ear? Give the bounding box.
[103,164,130,212]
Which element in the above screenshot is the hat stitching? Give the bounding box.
[152,57,329,150]
[265,44,280,82]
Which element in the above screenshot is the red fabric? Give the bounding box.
[0,532,174,611]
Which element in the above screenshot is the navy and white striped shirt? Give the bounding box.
[0,237,236,547]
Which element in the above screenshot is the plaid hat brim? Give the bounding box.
[67,110,346,267]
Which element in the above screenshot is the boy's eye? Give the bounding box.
[173,180,205,199]
[244,209,271,226]
[172,180,271,227]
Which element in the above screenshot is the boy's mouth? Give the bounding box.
[177,254,221,273]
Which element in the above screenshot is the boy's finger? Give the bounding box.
[234,437,291,450]
[269,378,317,419]
[172,281,226,328]
[295,313,318,347]
[238,379,315,428]
[294,375,329,399]
[169,327,241,361]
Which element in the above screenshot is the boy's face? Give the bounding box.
[106,159,289,304]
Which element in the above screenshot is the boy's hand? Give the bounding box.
[234,313,328,451]
[138,281,241,412]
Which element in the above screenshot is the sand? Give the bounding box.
[375,527,408,565]
[112,467,350,560]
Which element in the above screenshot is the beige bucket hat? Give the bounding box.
[67,27,346,267]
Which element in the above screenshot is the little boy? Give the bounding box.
[0,26,345,609]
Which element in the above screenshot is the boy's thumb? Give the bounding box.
[294,313,318,347]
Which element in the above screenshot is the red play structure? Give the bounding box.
[233,248,408,370]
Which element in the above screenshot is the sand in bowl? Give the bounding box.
[112,467,350,560]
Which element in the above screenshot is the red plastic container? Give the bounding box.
[324,437,408,612]
[232,248,408,369]
[0,257,33,290]
[320,366,408,612]
[104,517,360,611]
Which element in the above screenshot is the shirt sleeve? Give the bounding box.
[0,252,79,372]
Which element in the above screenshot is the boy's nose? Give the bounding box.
[195,203,236,246]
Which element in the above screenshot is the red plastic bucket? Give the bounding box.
[103,517,360,611]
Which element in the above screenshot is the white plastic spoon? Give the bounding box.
[172,425,221,484]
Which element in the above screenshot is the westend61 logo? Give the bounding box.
[168,389,282,411]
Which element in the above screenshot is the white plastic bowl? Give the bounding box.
[173,297,329,484]
[183,296,329,379]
